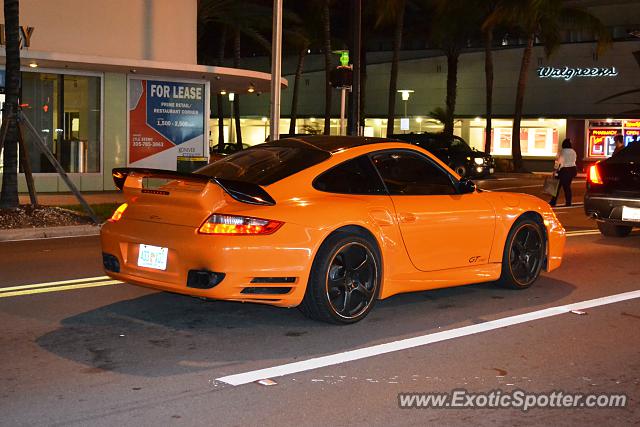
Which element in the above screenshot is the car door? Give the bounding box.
[370,149,496,272]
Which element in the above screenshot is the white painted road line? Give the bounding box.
[216,290,640,386]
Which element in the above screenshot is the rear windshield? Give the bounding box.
[197,142,331,186]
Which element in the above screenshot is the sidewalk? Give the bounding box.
[490,171,587,179]
[19,191,125,206]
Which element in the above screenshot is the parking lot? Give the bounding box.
[1,176,639,426]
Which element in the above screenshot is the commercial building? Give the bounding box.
[0,0,279,192]
[235,0,640,171]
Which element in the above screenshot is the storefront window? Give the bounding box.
[20,72,101,173]
[586,119,639,159]
[467,119,564,157]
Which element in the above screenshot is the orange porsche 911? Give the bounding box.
[101,136,565,324]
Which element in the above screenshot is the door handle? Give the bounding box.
[398,213,417,223]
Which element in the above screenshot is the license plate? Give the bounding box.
[622,206,640,222]
[489,168,495,174]
[137,244,168,270]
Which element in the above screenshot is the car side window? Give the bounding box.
[313,155,386,195]
[371,150,457,196]
[451,137,471,153]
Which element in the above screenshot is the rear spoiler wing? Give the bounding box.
[112,168,276,206]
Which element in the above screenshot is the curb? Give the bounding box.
[0,224,102,242]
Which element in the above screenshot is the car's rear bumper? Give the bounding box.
[584,194,640,227]
[101,219,322,307]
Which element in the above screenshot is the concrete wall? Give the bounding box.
[240,40,640,120]
[0,0,197,64]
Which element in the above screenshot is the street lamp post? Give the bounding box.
[397,89,414,118]
[269,0,283,141]
[229,93,235,143]
[348,0,362,136]
[397,89,414,133]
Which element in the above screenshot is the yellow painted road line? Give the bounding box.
[566,230,601,237]
[0,280,123,298]
[0,275,111,293]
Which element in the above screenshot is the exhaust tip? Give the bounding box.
[187,270,225,289]
[102,253,120,273]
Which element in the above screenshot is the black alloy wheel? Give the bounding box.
[499,219,545,289]
[299,232,381,324]
[325,242,377,319]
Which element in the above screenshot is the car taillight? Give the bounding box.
[108,203,128,222]
[198,214,283,235]
[588,164,603,184]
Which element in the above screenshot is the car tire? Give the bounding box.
[454,164,467,177]
[497,218,545,290]
[299,231,381,324]
[597,221,632,237]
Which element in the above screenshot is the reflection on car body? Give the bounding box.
[390,132,495,178]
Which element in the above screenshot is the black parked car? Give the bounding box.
[584,142,640,237]
[390,132,495,178]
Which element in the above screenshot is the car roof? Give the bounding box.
[270,135,402,153]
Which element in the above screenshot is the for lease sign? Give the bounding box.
[128,78,206,169]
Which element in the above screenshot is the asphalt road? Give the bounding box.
[1,176,639,426]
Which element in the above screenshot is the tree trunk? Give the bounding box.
[385,0,405,137]
[216,27,227,152]
[444,49,459,138]
[322,0,332,135]
[512,33,534,172]
[484,27,494,155]
[233,29,242,149]
[0,0,21,209]
[289,44,308,135]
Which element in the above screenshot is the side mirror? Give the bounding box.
[458,178,476,194]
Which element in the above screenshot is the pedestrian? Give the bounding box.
[550,138,578,207]
[612,134,625,156]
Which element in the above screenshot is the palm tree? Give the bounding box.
[0,0,21,209]
[486,0,609,171]
[199,0,271,149]
[427,0,481,139]
[282,9,313,135]
[481,0,502,155]
[373,0,406,137]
